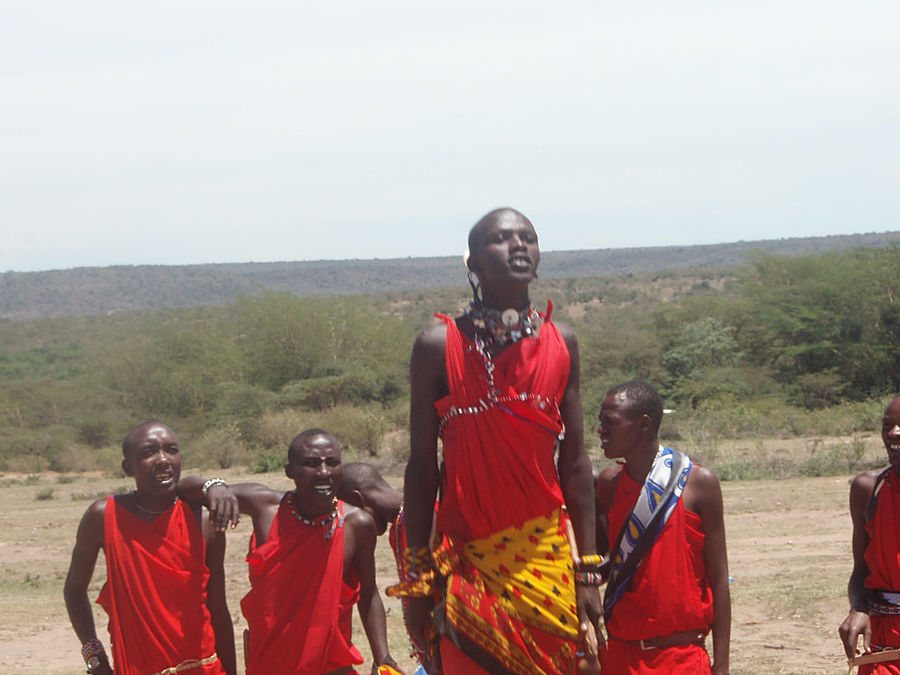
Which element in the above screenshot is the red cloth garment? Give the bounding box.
[435,309,568,542]
[603,469,714,674]
[430,308,578,675]
[97,496,224,675]
[241,499,362,675]
[862,470,900,673]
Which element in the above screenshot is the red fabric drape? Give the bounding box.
[435,311,568,542]
[97,497,223,675]
[241,500,362,675]
[603,470,714,674]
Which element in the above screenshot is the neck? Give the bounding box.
[480,285,531,311]
[292,491,336,520]
[623,440,659,483]
[133,490,177,513]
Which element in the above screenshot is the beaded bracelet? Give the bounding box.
[202,478,228,496]
[81,637,106,662]
[574,570,604,586]
[577,554,604,567]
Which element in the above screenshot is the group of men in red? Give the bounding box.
[62,207,898,674]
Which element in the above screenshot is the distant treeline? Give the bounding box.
[0,244,898,475]
[3,230,899,319]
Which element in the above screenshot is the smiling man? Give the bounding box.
[63,420,236,675]
[189,428,400,675]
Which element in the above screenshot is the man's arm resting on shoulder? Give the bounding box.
[349,511,402,673]
[204,528,236,675]
[403,328,444,650]
[63,499,113,675]
[839,471,877,659]
[693,467,731,675]
[178,477,281,529]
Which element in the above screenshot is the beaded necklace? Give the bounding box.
[285,491,341,540]
[132,493,178,515]
[466,301,539,347]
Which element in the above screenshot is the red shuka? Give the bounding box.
[435,309,569,542]
[97,496,224,675]
[604,469,714,674]
[862,470,900,673]
[241,499,362,675]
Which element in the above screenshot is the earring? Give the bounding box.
[467,270,482,304]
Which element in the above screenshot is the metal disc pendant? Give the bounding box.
[501,308,519,327]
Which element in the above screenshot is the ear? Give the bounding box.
[638,413,653,432]
[122,457,133,477]
[344,489,366,509]
[284,462,294,480]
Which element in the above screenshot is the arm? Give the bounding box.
[402,328,445,650]
[202,518,236,675]
[555,324,603,673]
[348,509,401,672]
[180,477,282,544]
[690,466,731,675]
[839,471,878,659]
[63,499,113,675]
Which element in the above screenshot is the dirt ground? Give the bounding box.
[0,466,859,675]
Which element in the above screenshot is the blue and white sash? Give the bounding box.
[603,446,692,622]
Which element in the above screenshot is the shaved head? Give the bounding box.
[122,420,173,456]
[467,207,532,258]
[287,428,340,463]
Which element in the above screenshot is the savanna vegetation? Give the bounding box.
[1,245,898,480]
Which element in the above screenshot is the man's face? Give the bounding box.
[469,211,540,287]
[286,434,343,513]
[882,398,900,468]
[122,424,182,497]
[597,392,645,460]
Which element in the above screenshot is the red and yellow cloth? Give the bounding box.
[399,307,578,674]
[241,499,362,675]
[97,497,224,675]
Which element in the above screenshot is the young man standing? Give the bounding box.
[63,421,235,675]
[595,380,730,674]
[193,429,401,675]
[839,395,900,672]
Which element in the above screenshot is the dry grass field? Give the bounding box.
[0,445,875,675]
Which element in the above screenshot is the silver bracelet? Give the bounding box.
[201,478,228,496]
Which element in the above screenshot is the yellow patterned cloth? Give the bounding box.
[388,509,578,675]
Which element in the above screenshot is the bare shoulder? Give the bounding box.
[551,320,578,348]
[413,323,448,357]
[343,502,376,533]
[849,468,885,510]
[77,497,108,545]
[687,463,721,491]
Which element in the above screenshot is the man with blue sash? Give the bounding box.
[595,380,731,674]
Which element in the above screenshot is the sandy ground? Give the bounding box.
[0,467,859,674]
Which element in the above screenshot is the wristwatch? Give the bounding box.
[86,655,104,673]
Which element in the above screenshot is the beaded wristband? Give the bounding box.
[81,638,106,663]
[202,478,228,496]
[577,554,603,567]
[574,570,604,586]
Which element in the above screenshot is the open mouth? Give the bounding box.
[508,256,532,271]
[888,443,900,454]
[312,483,333,497]
[153,470,175,486]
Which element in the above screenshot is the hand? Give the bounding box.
[575,584,604,673]
[838,608,872,660]
[89,658,113,675]
[405,596,433,664]
[372,662,405,675]
[711,664,729,675]
[205,484,239,532]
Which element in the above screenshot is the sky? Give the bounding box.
[2,1,899,273]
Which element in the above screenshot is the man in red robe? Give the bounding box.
[839,395,900,673]
[192,429,401,675]
[401,208,602,674]
[64,421,235,675]
[595,380,731,674]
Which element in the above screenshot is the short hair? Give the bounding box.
[337,462,391,501]
[606,380,664,433]
[287,428,339,463]
[467,207,528,256]
[122,419,170,457]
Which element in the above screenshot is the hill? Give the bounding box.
[2,230,899,319]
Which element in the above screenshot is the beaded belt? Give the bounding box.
[870,590,900,616]
[438,391,559,435]
[150,653,218,675]
[612,629,708,650]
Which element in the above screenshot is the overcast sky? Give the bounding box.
[2,1,898,273]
